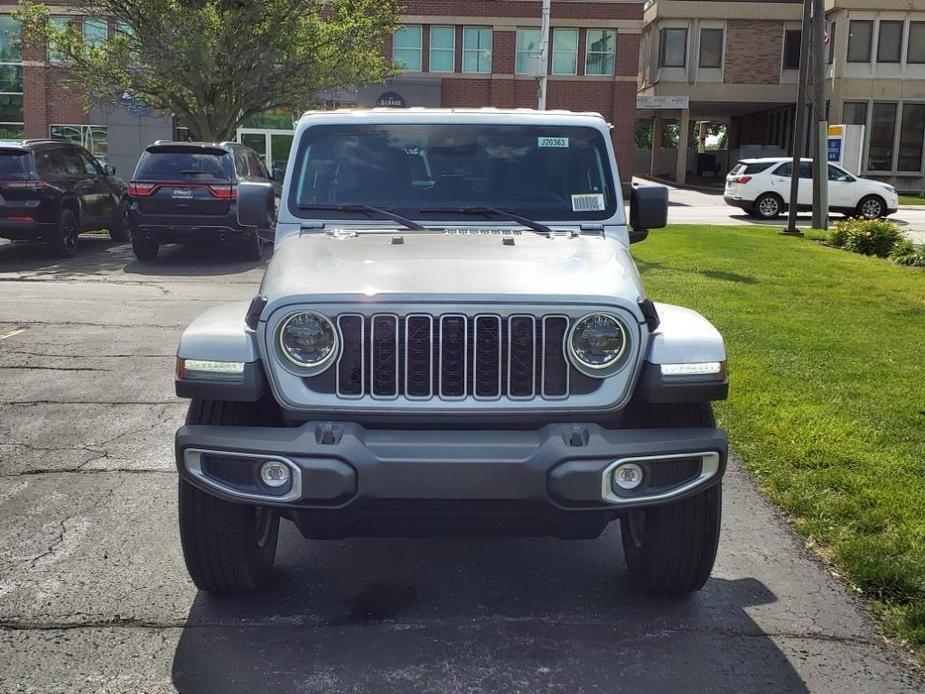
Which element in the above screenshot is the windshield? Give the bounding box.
[288,124,617,222]
[0,150,28,178]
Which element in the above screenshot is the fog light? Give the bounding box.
[612,463,644,491]
[259,460,290,488]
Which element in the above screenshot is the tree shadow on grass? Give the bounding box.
[172,523,809,694]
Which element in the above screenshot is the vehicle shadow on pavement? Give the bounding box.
[171,523,810,694]
[122,241,272,277]
[0,234,132,275]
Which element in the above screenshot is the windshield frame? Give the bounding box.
[284,121,620,226]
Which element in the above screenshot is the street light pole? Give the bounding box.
[784,0,813,235]
[538,0,551,109]
[811,0,829,230]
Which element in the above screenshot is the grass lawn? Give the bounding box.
[899,194,925,206]
[634,225,925,656]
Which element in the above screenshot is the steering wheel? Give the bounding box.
[509,191,567,205]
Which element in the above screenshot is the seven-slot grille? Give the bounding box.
[333,313,572,400]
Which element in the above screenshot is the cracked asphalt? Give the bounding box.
[1,233,923,694]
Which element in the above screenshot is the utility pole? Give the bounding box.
[783,0,813,235]
[537,0,551,109]
[811,0,829,230]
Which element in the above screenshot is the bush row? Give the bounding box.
[826,218,925,267]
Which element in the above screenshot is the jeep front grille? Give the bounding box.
[333,313,573,401]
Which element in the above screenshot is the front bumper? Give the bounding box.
[176,422,727,533]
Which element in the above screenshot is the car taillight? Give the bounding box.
[128,181,158,197]
[206,184,236,200]
[731,176,752,184]
[2,179,46,190]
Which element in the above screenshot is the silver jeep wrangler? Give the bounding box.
[174,108,728,596]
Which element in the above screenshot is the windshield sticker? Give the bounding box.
[537,136,569,148]
[571,193,606,212]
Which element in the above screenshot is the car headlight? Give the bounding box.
[278,312,338,369]
[568,313,628,375]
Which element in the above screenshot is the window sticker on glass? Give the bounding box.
[571,193,605,211]
[538,136,569,148]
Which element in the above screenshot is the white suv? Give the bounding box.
[724,158,898,220]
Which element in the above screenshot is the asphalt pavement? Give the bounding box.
[0,233,923,693]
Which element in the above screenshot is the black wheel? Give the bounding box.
[49,208,79,258]
[238,229,263,262]
[179,400,280,595]
[857,195,886,220]
[620,402,722,595]
[108,198,131,241]
[131,234,159,261]
[754,193,783,219]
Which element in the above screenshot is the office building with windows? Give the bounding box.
[331,1,645,186]
[2,1,645,186]
[637,0,925,191]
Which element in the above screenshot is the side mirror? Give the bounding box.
[104,164,117,176]
[237,181,275,229]
[629,185,668,243]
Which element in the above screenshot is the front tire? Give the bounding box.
[620,403,722,595]
[49,208,79,258]
[857,195,886,220]
[108,198,131,241]
[131,233,159,261]
[178,400,279,595]
[754,193,783,219]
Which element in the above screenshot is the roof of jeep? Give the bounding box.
[297,107,609,128]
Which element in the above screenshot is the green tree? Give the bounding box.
[15,0,401,141]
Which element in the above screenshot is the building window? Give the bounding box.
[392,25,422,71]
[897,104,925,172]
[782,30,802,69]
[515,27,541,75]
[82,18,108,46]
[877,20,903,64]
[907,22,925,64]
[585,28,616,75]
[699,28,723,68]
[827,22,836,64]
[50,124,109,164]
[843,101,868,126]
[552,28,578,75]
[429,26,455,72]
[868,102,897,171]
[847,20,872,63]
[0,15,22,137]
[47,16,75,62]
[462,26,492,73]
[659,28,686,68]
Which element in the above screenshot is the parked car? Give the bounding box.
[127,141,275,261]
[0,139,128,257]
[172,108,731,598]
[724,157,898,220]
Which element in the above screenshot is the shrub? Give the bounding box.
[890,240,925,267]
[827,218,904,257]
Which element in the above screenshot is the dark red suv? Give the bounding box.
[0,140,129,257]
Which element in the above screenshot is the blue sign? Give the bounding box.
[828,137,842,163]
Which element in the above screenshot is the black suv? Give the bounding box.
[127,141,275,261]
[0,140,129,257]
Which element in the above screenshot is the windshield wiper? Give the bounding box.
[418,206,552,234]
[297,203,423,231]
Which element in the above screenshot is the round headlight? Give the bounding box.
[568,314,627,373]
[278,312,337,369]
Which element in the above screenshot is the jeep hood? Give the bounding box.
[259,231,646,309]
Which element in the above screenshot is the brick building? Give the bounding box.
[637,0,925,192]
[2,1,644,184]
